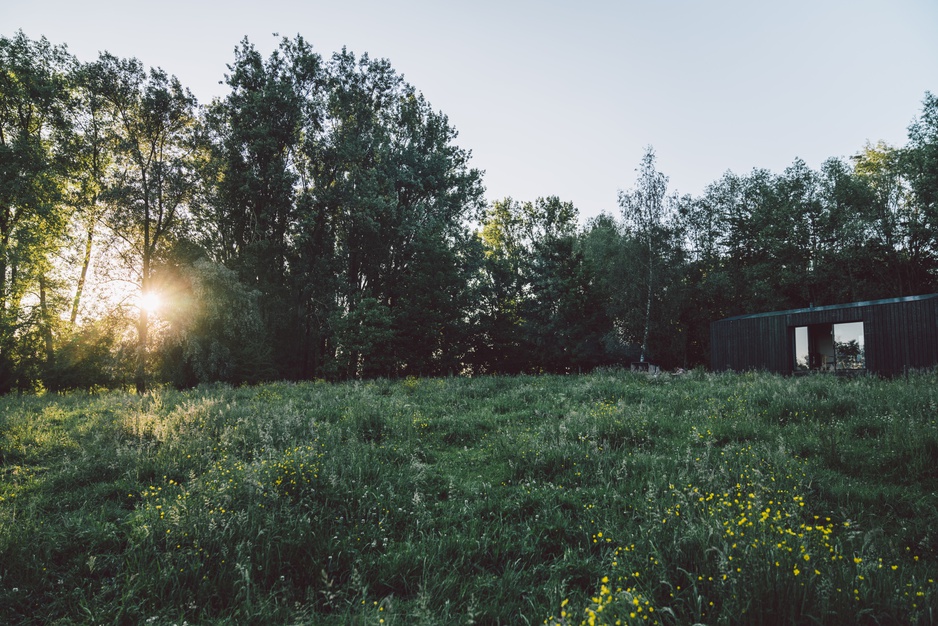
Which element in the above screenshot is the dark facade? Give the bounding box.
[710,294,938,376]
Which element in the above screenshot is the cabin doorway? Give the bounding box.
[793,321,865,372]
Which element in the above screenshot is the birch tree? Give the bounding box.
[618,147,672,363]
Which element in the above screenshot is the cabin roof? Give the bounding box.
[716,293,938,323]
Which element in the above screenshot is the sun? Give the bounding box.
[138,291,162,314]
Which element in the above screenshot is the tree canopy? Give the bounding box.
[1,29,936,390]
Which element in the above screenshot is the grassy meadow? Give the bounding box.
[1,370,937,625]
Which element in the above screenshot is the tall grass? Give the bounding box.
[1,371,936,624]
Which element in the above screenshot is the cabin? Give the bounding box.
[710,293,938,376]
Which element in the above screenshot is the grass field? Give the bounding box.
[1,370,937,625]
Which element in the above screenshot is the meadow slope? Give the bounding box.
[1,371,936,624]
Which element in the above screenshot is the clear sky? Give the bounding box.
[6,0,937,221]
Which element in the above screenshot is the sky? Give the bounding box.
[6,0,938,221]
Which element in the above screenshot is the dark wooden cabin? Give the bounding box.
[710,293,938,376]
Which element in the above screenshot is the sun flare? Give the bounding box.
[138,291,162,314]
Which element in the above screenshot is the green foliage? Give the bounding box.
[655,110,938,368]
[1,372,937,624]
[3,28,938,388]
[0,31,75,392]
[199,37,485,381]
[85,50,201,393]
[903,92,938,268]
[525,234,613,372]
[474,197,616,373]
[617,147,683,365]
[44,314,133,390]
[198,36,319,381]
[331,296,396,378]
[156,258,272,386]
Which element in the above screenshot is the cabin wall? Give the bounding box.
[710,296,938,376]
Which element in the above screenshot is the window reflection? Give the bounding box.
[791,321,865,372]
[794,326,809,371]
[833,321,865,370]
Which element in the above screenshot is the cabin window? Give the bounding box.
[833,321,865,370]
[794,326,809,371]
[792,321,865,372]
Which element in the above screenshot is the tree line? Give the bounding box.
[2,31,936,392]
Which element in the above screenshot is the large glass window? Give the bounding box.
[794,326,809,371]
[833,321,865,370]
[791,321,865,372]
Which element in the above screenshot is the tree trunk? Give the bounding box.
[70,226,94,324]
[0,229,8,315]
[135,305,148,394]
[136,214,150,394]
[641,252,652,363]
[39,274,55,369]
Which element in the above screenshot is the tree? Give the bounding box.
[0,31,74,391]
[474,196,613,373]
[519,197,607,372]
[851,141,910,293]
[901,91,938,291]
[618,147,673,363]
[528,232,613,372]
[816,157,882,302]
[579,213,636,361]
[851,138,937,297]
[91,53,199,392]
[200,38,485,380]
[472,199,527,373]
[294,47,484,378]
[65,59,120,325]
[157,258,271,386]
[198,36,322,379]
